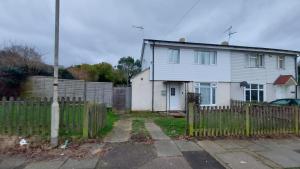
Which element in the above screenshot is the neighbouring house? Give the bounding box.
[131,39,300,112]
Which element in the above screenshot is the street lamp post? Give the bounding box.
[51,0,60,147]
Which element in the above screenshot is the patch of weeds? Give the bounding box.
[98,110,119,138]
[154,117,186,138]
[131,118,152,142]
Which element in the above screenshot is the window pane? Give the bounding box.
[200,87,210,105]
[195,87,199,93]
[174,50,179,63]
[169,49,179,64]
[259,85,263,89]
[251,90,258,101]
[278,56,284,69]
[251,84,258,89]
[200,83,210,88]
[259,90,264,102]
[194,52,198,64]
[171,88,175,96]
[210,52,216,64]
[259,55,264,67]
[204,52,210,64]
[246,90,250,101]
[250,57,257,67]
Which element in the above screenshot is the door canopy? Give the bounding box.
[274,75,297,86]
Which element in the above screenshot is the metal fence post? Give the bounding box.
[245,103,250,137]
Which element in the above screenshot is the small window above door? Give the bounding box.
[170,88,176,96]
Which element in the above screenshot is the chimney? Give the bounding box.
[221,41,229,45]
[179,38,186,42]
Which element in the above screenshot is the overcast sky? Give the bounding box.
[0,0,299,66]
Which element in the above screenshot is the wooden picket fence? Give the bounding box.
[0,97,107,138]
[188,102,300,137]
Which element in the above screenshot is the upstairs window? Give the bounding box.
[169,49,180,64]
[248,54,264,68]
[194,51,217,65]
[277,56,285,69]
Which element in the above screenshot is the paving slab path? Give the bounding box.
[144,122,225,169]
[104,118,132,143]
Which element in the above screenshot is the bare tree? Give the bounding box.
[0,44,52,75]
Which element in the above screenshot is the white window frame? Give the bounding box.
[168,49,180,64]
[277,56,285,69]
[194,82,217,106]
[244,83,265,102]
[248,53,265,68]
[194,51,217,65]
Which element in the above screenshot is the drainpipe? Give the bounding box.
[296,55,299,98]
[152,41,155,112]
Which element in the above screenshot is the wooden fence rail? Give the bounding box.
[0,97,107,138]
[188,102,300,137]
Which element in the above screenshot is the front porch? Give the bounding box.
[163,81,190,113]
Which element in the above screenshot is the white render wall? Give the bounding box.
[131,69,152,111]
[231,51,296,83]
[142,44,296,83]
[216,83,231,106]
[149,45,231,82]
[131,69,167,111]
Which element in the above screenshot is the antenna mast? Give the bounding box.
[224,26,237,43]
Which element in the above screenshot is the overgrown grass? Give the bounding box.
[154,117,186,138]
[131,119,149,136]
[98,110,119,138]
[131,118,151,141]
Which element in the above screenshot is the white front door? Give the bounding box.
[169,84,180,110]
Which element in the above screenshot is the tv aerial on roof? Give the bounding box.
[224,26,237,43]
[132,25,144,31]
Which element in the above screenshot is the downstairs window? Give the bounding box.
[194,83,216,105]
[244,84,264,102]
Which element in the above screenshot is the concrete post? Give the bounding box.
[51,0,60,146]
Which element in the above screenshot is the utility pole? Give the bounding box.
[51,0,60,147]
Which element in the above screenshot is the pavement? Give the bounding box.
[198,138,300,169]
[2,118,300,169]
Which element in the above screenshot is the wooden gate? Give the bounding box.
[112,87,131,113]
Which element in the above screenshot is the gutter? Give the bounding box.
[144,39,300,56]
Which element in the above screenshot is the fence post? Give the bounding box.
[295,106,299,135]
[245,103,250,137]
[82,102,89,138]
[188,102,195,136]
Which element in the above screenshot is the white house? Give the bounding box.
[131,39,299,112]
